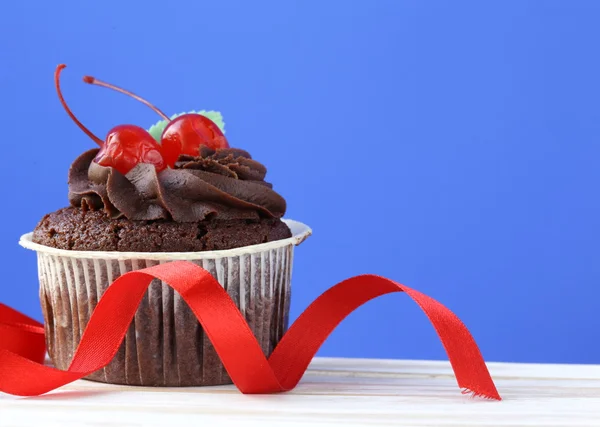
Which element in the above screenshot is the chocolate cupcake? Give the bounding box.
[19,65,311,386]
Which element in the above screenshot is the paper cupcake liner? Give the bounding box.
[20,219,311,387]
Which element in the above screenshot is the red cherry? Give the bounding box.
[81,75,229,167]
[95,125,166,174]
[82,75,183,166]
[161,114,230,166]
[55,64,167,175]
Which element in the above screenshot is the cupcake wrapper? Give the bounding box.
[23,219,311,387]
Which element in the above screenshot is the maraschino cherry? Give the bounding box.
[82,75,230,167]
[55,64,166,175]
[161,114,229,166]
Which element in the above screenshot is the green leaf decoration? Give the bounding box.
[147,110,225,142]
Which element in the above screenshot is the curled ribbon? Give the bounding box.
[0,261,501,400]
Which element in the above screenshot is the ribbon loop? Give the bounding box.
[0,261,500,400]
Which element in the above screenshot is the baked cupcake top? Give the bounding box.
[55,64,287,223]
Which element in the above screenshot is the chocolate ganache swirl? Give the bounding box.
[68,146,287,222]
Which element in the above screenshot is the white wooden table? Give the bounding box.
[1,357,599,426]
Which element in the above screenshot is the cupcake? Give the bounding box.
[20,64,310,387]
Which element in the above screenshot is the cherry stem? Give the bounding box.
[83,75,170,121]
[55,64,104,147]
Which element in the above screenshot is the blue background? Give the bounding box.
[1,0,598,364]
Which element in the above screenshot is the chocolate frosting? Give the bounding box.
[68,147,287,222]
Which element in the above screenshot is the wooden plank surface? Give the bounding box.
[2,357,600,426]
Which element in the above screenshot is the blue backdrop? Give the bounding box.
[1,0,598,364]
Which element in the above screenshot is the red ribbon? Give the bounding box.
[0,261,501,400]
